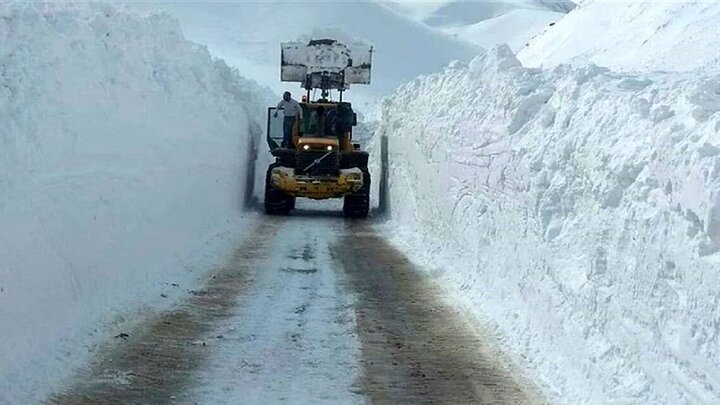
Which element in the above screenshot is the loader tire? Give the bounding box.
[343,169,370,218]
[264,164,293,215]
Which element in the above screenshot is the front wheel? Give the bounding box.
[343,170,370,218]
[264,164,294,215]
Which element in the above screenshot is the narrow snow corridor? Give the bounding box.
[52,213,538,404]
[3,2,719,404]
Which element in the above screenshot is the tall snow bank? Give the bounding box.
[0,3,271,401]
[518,1,720,73]
[375,45,720,403]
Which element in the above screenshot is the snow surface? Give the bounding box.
[373,45,720,403]
[379,1,571,64]
[190,216,363,404]
[443,8,565,51]
[519,0,720,73]
[280,39,373,86]
[0,3,272,402]
[132,1,480,115]
[128,1,575,117]
[419,0,574,27]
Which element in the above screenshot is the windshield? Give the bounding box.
[301,105,337,137]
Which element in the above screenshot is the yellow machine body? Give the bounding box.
[270,166,364,200]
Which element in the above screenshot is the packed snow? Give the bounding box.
[189,218,364,404]
[384,0,574,26]
[0,3,271,402]
[132,1,480,114]
[280,39,373,86]
[374,45,720,403]
[443,8,564,51]
[519,0,720,73]
[130,1,575,114]
[381,0,571,52]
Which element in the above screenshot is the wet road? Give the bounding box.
[53,212,540,404]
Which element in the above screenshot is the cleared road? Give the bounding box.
[53,212,540,404]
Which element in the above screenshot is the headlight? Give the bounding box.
[302,144,310,151]
[326,145,334,151]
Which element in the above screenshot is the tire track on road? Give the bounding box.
[52,220,281,404]
[335,223,541,404]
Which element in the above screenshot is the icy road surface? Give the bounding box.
[53,212,538,404]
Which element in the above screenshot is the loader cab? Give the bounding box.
[266,102,358,151]
[302,104,333,138]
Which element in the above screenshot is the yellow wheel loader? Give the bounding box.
[264,39,373,218]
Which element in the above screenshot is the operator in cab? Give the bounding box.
[274,91,303,148]
[308,106,338,137]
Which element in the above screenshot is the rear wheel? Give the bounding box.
[343,169,370,218]
[264,164,294,215]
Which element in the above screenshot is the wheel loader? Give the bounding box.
[264,39,373,218]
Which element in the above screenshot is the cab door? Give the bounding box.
[266,107,285,149]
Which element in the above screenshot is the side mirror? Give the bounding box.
[352,112,357,126]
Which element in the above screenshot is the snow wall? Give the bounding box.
[0,3,271,401]
[375,46,720,403]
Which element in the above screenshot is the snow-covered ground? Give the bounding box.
[519,0,720,73]
[374,42,720,403]
[131,1,480,115]
[189,215,364,404]
[127,1,576,118]
[129,1,575,117]
[0,3,272,402]
[384,0,574,26]
[443,8,564,51]
[382,0,571,52]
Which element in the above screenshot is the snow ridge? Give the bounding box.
[375,45,720,404]
[0,3,271,402]
[519,1,720,73]
[422,0,574,27]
